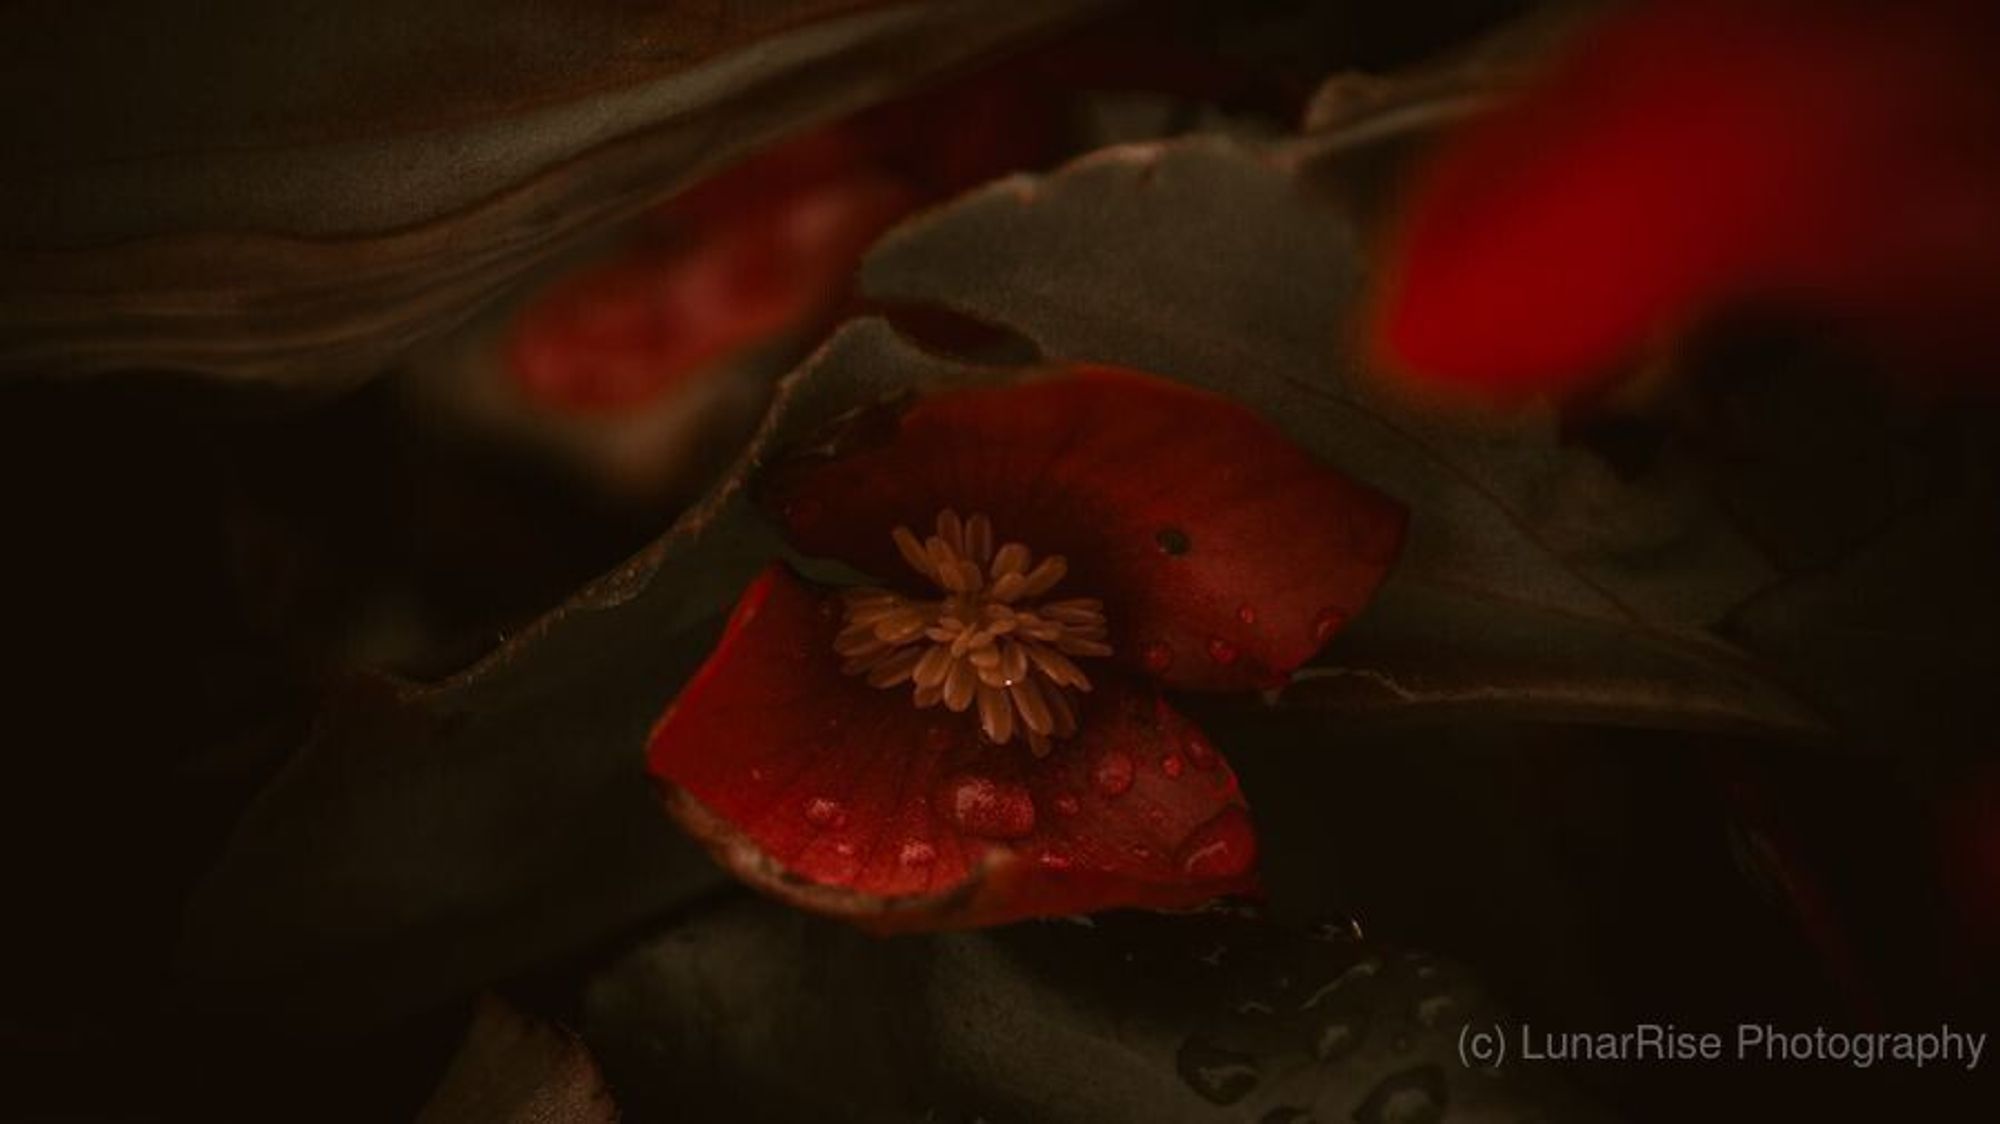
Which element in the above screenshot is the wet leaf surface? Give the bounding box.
[582,898,1608,1123]
[859,134,1818,737]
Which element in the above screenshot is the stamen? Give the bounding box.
[836,508,1111,753]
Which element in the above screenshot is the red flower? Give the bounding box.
[646,366,1405,930]
[1368,0,2000,398]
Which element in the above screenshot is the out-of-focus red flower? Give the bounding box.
[646,367,1405,930]
[1369,0,2000,398]
[504,128,921,413]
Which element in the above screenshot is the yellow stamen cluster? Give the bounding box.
[835,509,1111,756]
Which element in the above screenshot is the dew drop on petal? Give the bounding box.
[1091,751,1135,797]
[1052,792,1081,816]
[804,796,847,829]
[1236,603,1257,625]
[832,840,857,858]
[1179,807,1256,878]
[944,774,1037,839]
[1205,637,1240,666]
[1036,849,1074,871]
[1140,641,1175,673]
[1175,1035,1259,1106]
[1160,752,1186,779]
[898,840,937,867]
[1312,606,1348,645]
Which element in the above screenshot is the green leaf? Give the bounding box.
[177,320,1004,1030]
[0,0,1113,386]
[859,133,1822,738]
[583,897,1610,1123]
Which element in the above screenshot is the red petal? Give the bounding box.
[1370,0,2000,396]
[647,565,1258,931]
[764,367,1405,691]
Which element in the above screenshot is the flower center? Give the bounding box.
[834,508,1111,756]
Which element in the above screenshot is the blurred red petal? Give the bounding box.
[506,128,915,414]
[1371,0,2000,396]
[647,565,1258,931]
[763,367,1405,691]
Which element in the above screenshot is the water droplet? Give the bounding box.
[1183,730,1218,770]
[1310,914,1365,943]
[1414,994,1456,1028]
[1354,1065,1446,1124]
[1140,641,1175,673]
[1036,849,1074,871]
[1236,603,1258,625]
[1160,752,1186,779]
[1155,526,1192,556]
[1205,636,1240,665]
[1300,958,1381,1010]
[1178,807,1256,878]
[749,766,769,784]
[1052,792,1081,816]
[1091,751,1135,797]
[833,841,857,858]
[1313,1017,1365,1062]
[943,775,1036,839]
[1311,605,1348,645]
[1175,1035,1259,1105]
[804,797,847,829]
[899,840,937,866]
